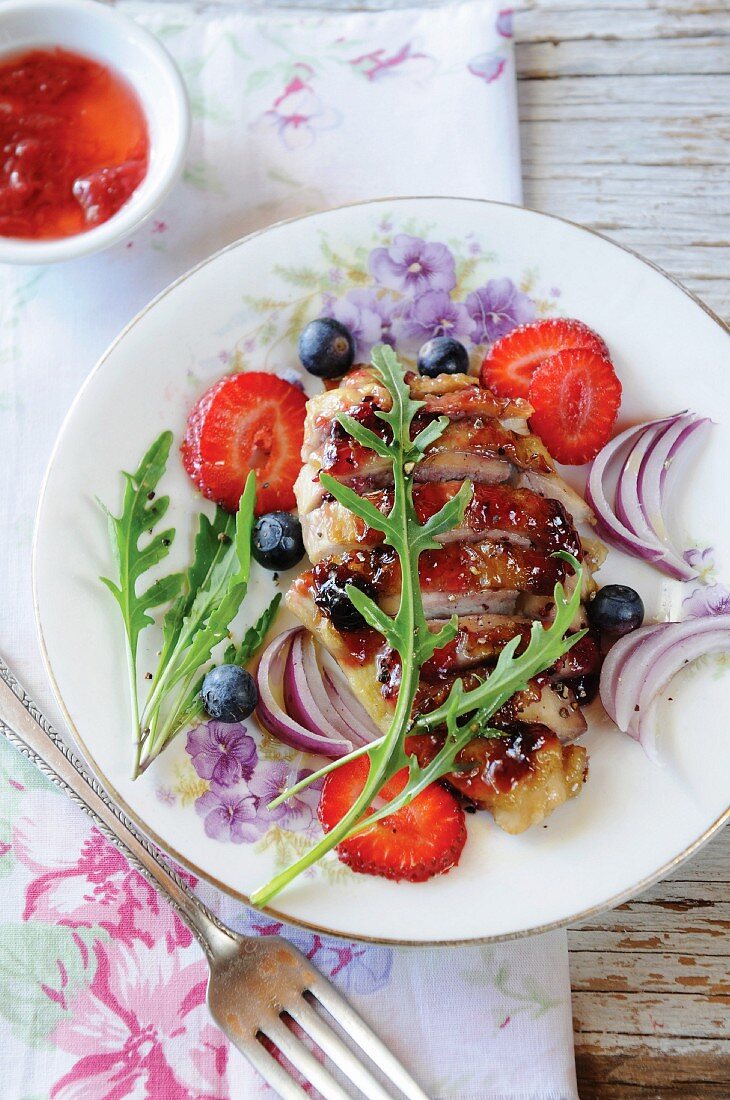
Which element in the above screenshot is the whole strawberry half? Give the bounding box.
[318,755,467,883]
[528,348,622,465]
[480,318,609,400]
[182,371,307,515]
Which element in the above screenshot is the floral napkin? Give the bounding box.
[0,2,580,1097]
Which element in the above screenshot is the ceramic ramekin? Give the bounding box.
[0,0,190,264]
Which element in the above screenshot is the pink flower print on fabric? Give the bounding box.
[468,53,508,84]
[496,9,514,38]
[14,791,191,951]
[349,42,435,83]
[255,72,341,151]
[50,938,227,1100]
[240,911,393,997]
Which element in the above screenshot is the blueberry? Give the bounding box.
[252,511,304,570]
[314,572,377,632]
[588,584,644,637]
[200,664,258,722]
[298,318,355,379]
[417,337,469,379]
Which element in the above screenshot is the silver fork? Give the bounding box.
[0,656,428,1100]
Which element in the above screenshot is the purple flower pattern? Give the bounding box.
[326,288,399,358]
[248,760,320,832]
[398,289,475,346]
[185,722,257,788]
[187,721,324,846]
[682,583,730,619]
[370,233,456,295]
[195,786,259,843]
[465,277,537,344]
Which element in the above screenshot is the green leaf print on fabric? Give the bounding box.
[0,924,105,1046]
[460,948,563,1023]
[183,161,227,197]
[0,740,61,876]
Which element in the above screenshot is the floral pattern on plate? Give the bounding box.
[229,218,558,375]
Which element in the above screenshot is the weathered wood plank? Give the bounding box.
[515,2,730,43]
[569,926,730,957]
[517,37,729,79]
[573,990,730,1039]
[575,1034,730,1089]
[570,951,730,996]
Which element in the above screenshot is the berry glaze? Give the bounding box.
[0,48,149,240]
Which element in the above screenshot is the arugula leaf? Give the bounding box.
[98,431,183,753]
[223,591,283,666]
[137,473,257,774]
[251,347,585,908]
[163,592,283,741]
[251,346,469,906]
[152,508,234,697]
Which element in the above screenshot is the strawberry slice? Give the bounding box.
[318,754,467,882]
[480,318,609,399]
[527,348,622,465]
[182,372,307,515]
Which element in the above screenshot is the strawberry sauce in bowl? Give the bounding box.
[0,47,149,240]
[0,0,189,264]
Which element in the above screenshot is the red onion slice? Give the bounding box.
[599,622,665,728]
[615,421,672,546]
[256,627,382,758]
[639,415,711,538]
[587,412,711,580]
[285,632,349,741]
[256,629,353,758]
[599,616,730,760]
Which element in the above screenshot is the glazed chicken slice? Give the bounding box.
[287,366,601,836]
[302,367,532,462]
[300,480,584,563]
[299,367,596,528]
[408,728,587,835]
[294,541,594,620]
[287,585,590,742]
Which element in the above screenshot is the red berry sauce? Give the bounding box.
[0,47,149,240]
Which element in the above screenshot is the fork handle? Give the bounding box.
[0,655,237,960]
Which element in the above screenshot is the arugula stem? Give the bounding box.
[266,736,386,811]
[128,647,143,780]
[252,351,429,907]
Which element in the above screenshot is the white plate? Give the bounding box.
[34,197,730,944]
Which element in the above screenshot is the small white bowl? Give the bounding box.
[0,0,190,264]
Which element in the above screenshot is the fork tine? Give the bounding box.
[288,996,397,1100]
[265,1017,353,1100]
[239,1032,310,1100]
[308,976,430,1100]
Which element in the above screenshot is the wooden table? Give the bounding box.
[515,2,729,1095]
